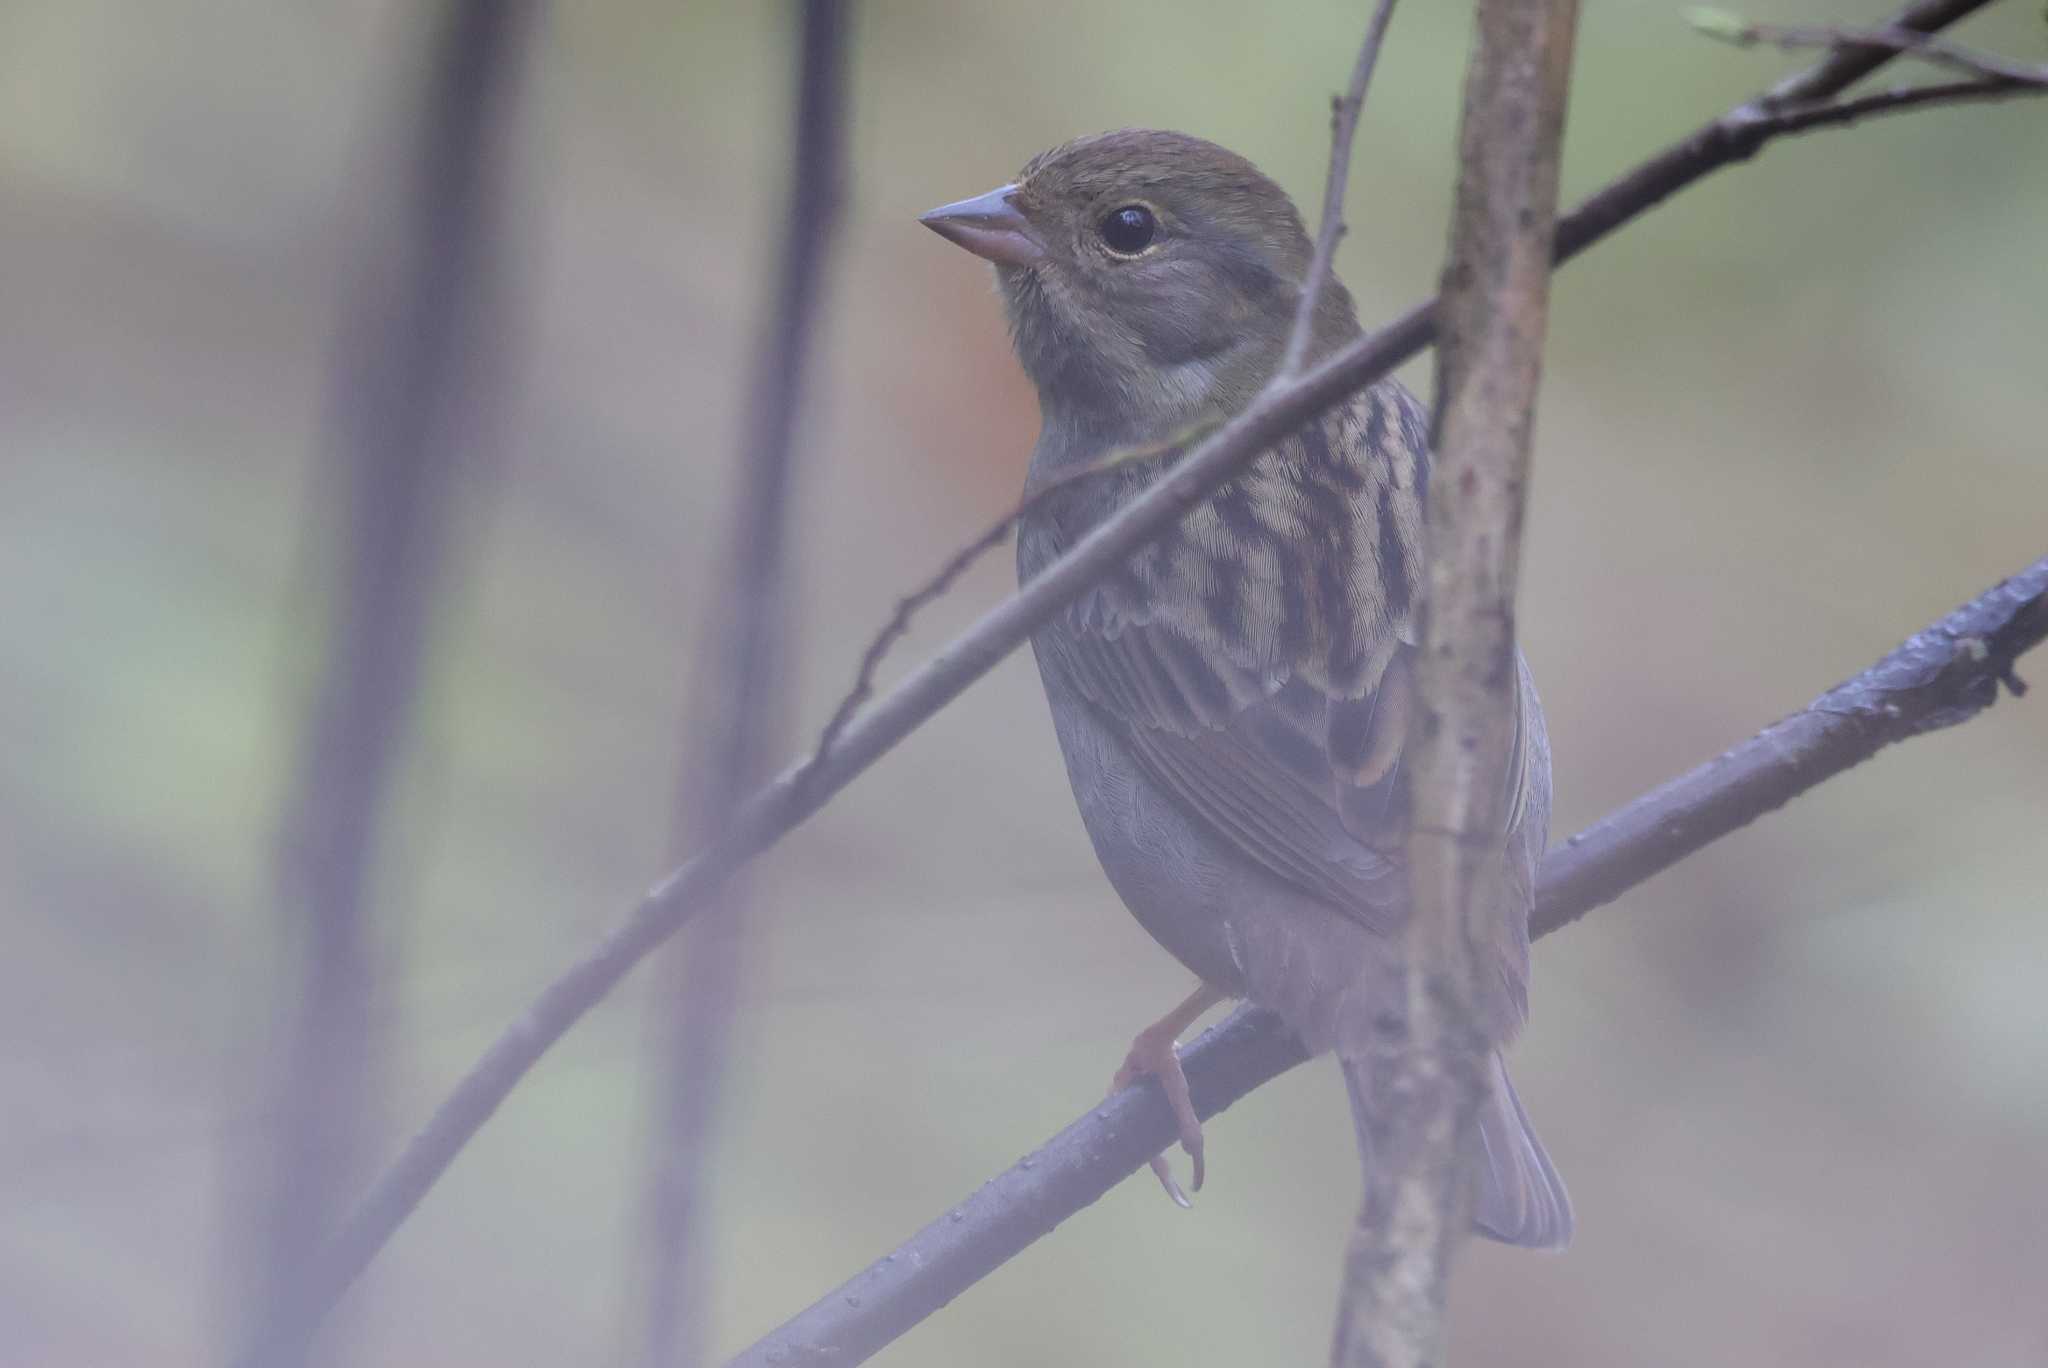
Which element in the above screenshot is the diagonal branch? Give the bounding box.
[802,420,1216,789]
[1529,562,2044,936]
[730,553,2048,1368]
[254,1,2026,1358]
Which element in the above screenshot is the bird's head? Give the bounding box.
[921,129,1356,431]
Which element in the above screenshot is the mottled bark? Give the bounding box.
[1329,1,1578,1364]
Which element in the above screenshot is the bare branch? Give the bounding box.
[1280,0,1402,377]
[729,553,2048,1368]
[1690,11,2048,87]
[253,1,2021,1357]
[637,4,851,1365]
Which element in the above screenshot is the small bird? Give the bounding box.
[921,129,1570,1249]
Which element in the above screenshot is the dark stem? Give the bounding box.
[636,4,852,1366]
[235,0,535,1363]
[1280,0,1402,377]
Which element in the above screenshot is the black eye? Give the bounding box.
[1099,204,1157,255]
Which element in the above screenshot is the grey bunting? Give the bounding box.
[921,129,1569,1249]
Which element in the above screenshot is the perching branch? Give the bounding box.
[260,1,2031,1358]
[1331,0,1578,1362]
[636,5,851,1366]
[730,553,2048,1368]
[1529,563,2042,936]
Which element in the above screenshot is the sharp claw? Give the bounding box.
[1160,1054,1207,1194]
[1113,992,1224,1207]
[1151,1155,1192,1208]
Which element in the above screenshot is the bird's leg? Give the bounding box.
[1110,982,1225,1206]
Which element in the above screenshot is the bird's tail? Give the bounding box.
[1340,1050,1573,1251]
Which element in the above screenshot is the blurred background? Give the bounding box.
[3,1,2045,1365]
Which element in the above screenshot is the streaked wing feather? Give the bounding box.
[1033,383,1436,932]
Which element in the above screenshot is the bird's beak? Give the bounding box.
[918,184,1044,267]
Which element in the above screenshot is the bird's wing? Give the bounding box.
[1033,381,1535,933]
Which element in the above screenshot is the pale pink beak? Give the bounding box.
[919,184,1044,267]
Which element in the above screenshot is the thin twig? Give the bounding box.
[237,0,535,1362]
[1753,0,1992,105]
[637,4,851,1365]
[729,553,2048,1368]
[1280,0,1402,378]
[1540,0,2003,270]
[253,2,2016,1358]
[1756,75,2044,132]
[1691,11,2048,87]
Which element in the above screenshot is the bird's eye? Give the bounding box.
[1099,205,1157,256]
